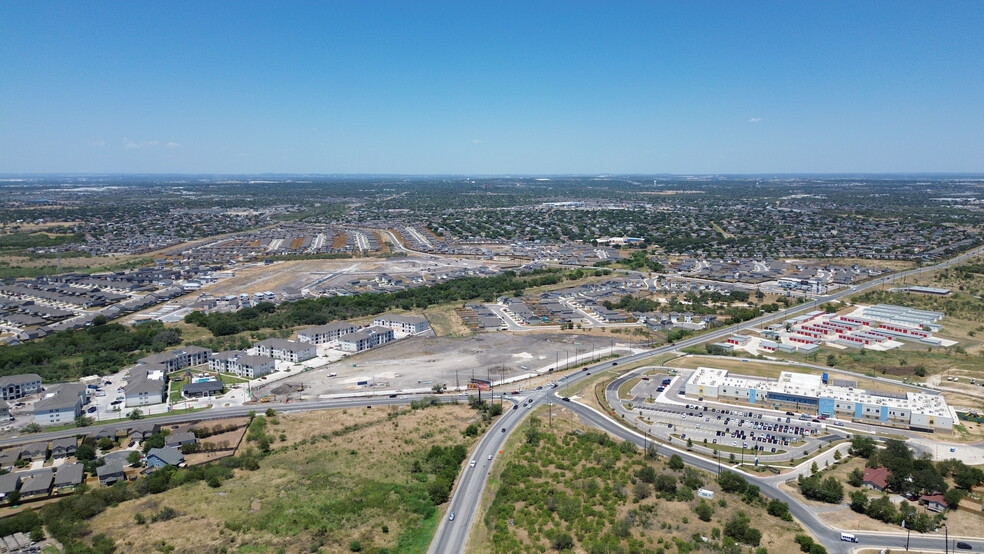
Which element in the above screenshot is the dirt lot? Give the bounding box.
[169,416,250,465]
[199,256,505,297]
[256,332,621,398]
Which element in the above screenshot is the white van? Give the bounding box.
[840,533,858,543]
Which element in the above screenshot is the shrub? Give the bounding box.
[693,500,713,522]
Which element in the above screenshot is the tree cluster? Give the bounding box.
[0,320,181,380]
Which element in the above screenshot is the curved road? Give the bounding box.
[429,244,984,554]
[4,245,980,552]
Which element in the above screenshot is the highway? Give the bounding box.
[5,244,981,552]
[428,244,984,554]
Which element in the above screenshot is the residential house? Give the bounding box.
[33,383,85,426]
[253,338,316,363]
[50,437,77,459]
[19,469,53,499]
[146,446,185,468]
[53,463,85,492]
[0,373,42,401]
[182,380,224,398]
[0,473,20,501]
[165,431,197,448]
[96,460,126,485]
[0,450,18,471]
[296,321,357,344]
[921,494,948,513]
[338,326,395,353]
[127,422,158,444]
[372,313,430,334]
[20,442,48,462]
[863,467,890,491]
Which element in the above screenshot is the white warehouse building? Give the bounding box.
[685,367,953,432]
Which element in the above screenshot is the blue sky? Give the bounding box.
[2,1,982,174]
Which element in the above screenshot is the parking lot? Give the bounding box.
[625,372,832,462]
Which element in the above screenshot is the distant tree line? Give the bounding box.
[185,270,565,336]
[0,319,181,381]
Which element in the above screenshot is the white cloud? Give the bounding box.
[471,138,483,143]
[747,117,763,123]
[123,138,172,149]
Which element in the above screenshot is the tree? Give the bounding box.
[723,512,761,546]
[825,354,837,367]
[955,466,984,490]
[653,474,677,494]
[848,468,865,487]
[849,490,868,513]
[911,468,945,495]
[668,454,684,470]
[865,495,899,524]
[550,532,574,551]
[128,408,144,420]
[97,437,116,451]
[76,444,96,461]
[126,450,143,467]
[636,465,657,484]
[694,500,713,522]
[75,415,94,427]
[944,487,966,508]
[849,436,877,458]
[718,471,748,494]
[799,475,843,503]
[767,498,792,521]
[264,407,276,417]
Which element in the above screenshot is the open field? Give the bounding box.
[89,403,484,554]
[472,405,804,553]
[422,305,472,337]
